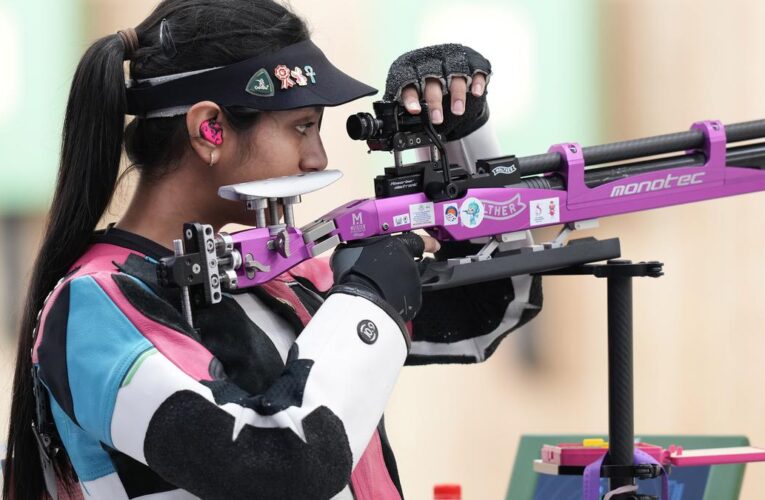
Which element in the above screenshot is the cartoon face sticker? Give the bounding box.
[444,204,459,225]
[459,197,485,229]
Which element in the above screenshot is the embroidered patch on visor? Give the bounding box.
[245,68,275,97]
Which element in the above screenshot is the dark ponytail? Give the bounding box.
[3,32,129,500]
[3,1,309,498]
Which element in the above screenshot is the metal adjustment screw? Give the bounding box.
[192,263,201,274]
[230,250,242,270]
[276,229,291,258]
[244,253,271,280]
[217,232,234,253]
[268,198,280,225]
[244,254,256,279]
[185,229,193,239]
[568,145,578,153]
[282,195,301,228]
[382,223,389,231]
[211,275,219,288]
[245,198,268,227]
[222,269,238,290]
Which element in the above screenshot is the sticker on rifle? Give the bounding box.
[443,204,459,226]
[350,211,366,236]
[409,202,435,228]
[393,213,410,227]
[530,197,560,226]
[481,194,526,220]
[460,197,484,229]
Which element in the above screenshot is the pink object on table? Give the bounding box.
[541,442,664,466]
[541,441,765,468]
[667,446,765,467]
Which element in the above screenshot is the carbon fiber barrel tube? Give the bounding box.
[516,119,765,176]
[512,141,765,191]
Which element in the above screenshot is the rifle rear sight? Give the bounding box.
[346,100,522,202]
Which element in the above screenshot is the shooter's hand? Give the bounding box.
[329,234,425,322]
[384,44,491,141]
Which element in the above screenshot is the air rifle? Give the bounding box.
[157,100,765,327]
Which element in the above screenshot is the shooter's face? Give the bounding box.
[245,106,327,180]
[215,106,327,226]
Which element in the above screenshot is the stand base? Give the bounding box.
[533,460,667,479]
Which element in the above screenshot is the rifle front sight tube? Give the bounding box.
[516,118,765,176]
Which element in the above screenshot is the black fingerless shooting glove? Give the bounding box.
[329,234,424,322]
[384,43,492,141]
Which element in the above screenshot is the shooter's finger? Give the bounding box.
[471,73,487,97]
[424,78,444,125]
[401,85,422,114]
[420,235,441,254]
[449,76,468,116]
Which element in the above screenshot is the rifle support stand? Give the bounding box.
[543,259,664,500]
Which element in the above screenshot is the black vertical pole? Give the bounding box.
[543,256,663,498]
[607,263,635,494]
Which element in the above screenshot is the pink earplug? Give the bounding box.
[200,119,223,146]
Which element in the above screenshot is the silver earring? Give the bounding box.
[209,150,216,167]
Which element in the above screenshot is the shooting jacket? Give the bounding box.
[31,226,541,500]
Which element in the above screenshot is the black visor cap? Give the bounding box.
[126,40,378,116]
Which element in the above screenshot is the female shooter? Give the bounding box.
[3,1,542,498]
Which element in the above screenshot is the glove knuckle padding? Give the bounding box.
[442,46,470,77]
[385,43,492,142]
[465,45,492,75]
[397,232,425,258]
[415,58,445,86]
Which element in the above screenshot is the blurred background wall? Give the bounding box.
[1,0,764,498]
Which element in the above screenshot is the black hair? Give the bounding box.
[3,1,309,498]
